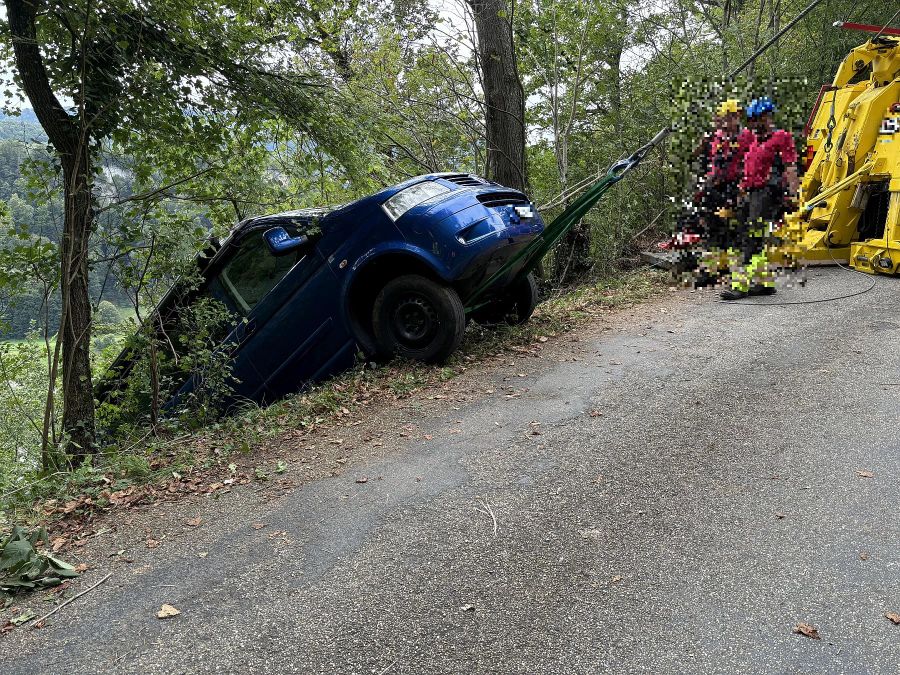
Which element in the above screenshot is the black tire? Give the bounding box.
[472,273,539,326]
[372,275,466,363]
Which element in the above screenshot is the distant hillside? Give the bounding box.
[0,109,46,143]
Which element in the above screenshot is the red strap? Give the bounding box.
[833,21,900,37]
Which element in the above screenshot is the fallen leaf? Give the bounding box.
[885,612,900,625]
[156,604,181,619]
[588,410,603,417]
[252,523,266,530]
[856,470,874,478]
[355,477,368,484]
[75,563,89,573]
[185,517,202,527]
[793,622,820,640]
[423,434,433,440]
[10,610,35,626]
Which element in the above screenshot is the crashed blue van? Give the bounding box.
[100,173,545,409]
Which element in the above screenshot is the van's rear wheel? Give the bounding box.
[372,275,466,363]
[471,273,539,326]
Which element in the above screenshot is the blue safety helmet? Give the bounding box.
[746,96,776,118]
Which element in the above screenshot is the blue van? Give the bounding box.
[100,173,545,408]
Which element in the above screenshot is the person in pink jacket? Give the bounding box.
[721,96,799,300]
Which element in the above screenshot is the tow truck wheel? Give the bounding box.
[372,275,466,363]
[471,273,539,326]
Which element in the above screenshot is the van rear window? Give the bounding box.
[382,181,450,221]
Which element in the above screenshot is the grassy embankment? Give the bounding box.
[0,269,668,524]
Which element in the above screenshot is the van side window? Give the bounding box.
[218,231,302,314]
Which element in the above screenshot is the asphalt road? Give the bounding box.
[9,267,900,674]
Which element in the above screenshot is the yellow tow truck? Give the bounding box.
[783,22,900,274]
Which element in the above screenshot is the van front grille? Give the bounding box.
[477,192,529,208]
[442,173,486,187]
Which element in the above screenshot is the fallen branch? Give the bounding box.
[376,661,396,675]
[476,497,498,537]
[85,527,112,539]
[30,573,112,629]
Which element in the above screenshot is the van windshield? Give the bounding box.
[218,231,303,314]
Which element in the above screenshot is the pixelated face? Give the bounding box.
[715,112,741,133]
[749,112,773,132]
[724,112,741,133]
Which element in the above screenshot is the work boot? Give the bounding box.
[750,285,776,296]
[720,288,748,300]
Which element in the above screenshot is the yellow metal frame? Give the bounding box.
[782,35,900,275]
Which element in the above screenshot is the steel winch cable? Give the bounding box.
[717,246,878,306]
[872,8,900,40]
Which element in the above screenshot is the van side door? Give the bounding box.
[215,227,355,403]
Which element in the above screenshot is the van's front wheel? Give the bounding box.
[372,275,466,363]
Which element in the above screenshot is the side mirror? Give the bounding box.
[264,227,309,256]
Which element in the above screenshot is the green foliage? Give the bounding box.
[97,296,237,435]
[1,525,78,594]
[169,298,238,420]
[0,338,51,476]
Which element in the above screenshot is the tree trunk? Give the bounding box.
[470,0,527,192]
[59,152,97,457]
[7,0,96,457]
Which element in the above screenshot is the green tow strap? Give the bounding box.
[465,127,670,311]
